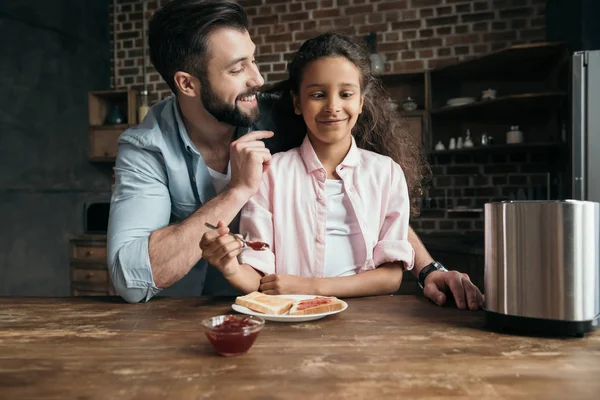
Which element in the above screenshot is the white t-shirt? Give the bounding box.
[207,162,231,194]
[323,179,365,277]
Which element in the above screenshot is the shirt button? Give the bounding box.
[192,176,196,182]
[316,235,322,242]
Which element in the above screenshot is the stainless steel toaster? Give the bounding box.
[484,200,600,337]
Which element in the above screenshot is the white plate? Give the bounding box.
[446,97,476,106]
[231,294,348,322]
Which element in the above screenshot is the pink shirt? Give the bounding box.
[238,135,414,277]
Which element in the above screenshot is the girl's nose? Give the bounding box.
[325,101,340,113]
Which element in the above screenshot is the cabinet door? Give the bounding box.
[404,116,423,145]
[88,127,123,161]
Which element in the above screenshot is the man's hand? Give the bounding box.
[259,274,316,295]
[229,130,274,199]
[423,270,484,311]
[199,221,243,277]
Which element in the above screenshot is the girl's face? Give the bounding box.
[293,56,364,148]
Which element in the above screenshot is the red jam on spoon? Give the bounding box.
[245,241,270,251]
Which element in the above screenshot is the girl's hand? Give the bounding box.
[259,274,317,295]
[199,221,243,277]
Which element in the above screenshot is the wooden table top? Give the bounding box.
[1,295,599,400]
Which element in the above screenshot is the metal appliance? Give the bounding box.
[484,200,599,337]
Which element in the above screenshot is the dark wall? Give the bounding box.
[546,0,600,51]
[0,1,112,296]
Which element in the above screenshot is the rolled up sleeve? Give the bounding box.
[107,141,171,303]
[372,161,415,271]
[238,175,275,275]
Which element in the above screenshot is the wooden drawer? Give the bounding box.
[72,268,108,285]
[69,235,116,296]
[88,127,124,162]
[72,245,107,263]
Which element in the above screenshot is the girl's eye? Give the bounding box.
[341,92,354,98]
[310,93,324,99]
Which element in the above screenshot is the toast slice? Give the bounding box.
[289,296,345,315]
[235,292,295,315]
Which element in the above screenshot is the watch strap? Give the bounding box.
[418,261,448,289]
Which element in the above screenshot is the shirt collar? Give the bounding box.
[299,134,361,174]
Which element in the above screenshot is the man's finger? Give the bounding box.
[232,140,266,149]
[447,273,467,309]
[461,275,480,310]
[423,281,446,305]
[216,246,243,266]
[213,239,242,261]
[233,130,274,143]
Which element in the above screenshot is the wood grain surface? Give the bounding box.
[0,296,599,400]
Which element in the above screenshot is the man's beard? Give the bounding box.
[200,76,259,127]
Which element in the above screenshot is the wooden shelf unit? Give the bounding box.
[88,90,138,162]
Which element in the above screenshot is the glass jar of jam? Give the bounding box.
[200,315,265,356]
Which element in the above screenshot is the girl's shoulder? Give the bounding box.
[356,147,403,172]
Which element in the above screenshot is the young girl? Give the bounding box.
[199,32,428,298]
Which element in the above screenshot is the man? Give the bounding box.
[107,0,483,311]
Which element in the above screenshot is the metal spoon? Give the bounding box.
[204,223,270,251]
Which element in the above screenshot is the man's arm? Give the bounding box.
[108,131,272,303]
[108,143,247,302]
[150,130,273,288]
[148,188,249,289]
[405,225,484,310]
[407,226,434,277]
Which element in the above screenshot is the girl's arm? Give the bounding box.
[224,262,264,294]
[314,263,403,297]
[259,263,404,297]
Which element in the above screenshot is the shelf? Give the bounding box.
[400,110,427,117]
[428,142,562,155]
[430,42,569,81]
[431,92,567,117]
[89,124,130,130]
[447,208,483,213]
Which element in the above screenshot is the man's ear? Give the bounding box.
[291,91,301,115]
[174,71,199,98]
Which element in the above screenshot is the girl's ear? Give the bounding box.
[291,90,302,115]
[359,94,365,114]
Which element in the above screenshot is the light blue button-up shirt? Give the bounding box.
[107,94,279,303]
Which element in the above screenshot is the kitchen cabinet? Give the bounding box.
[69,235,115,296]
[88,90,137,162]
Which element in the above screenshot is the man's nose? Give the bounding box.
[248,63,264,88]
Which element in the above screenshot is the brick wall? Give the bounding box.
[110,0,547,100]
[108,0,551,235]
[411,149,556,234]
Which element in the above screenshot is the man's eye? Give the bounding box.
[231,68,243,75]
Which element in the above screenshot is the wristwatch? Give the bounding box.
[418,261,448,289]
